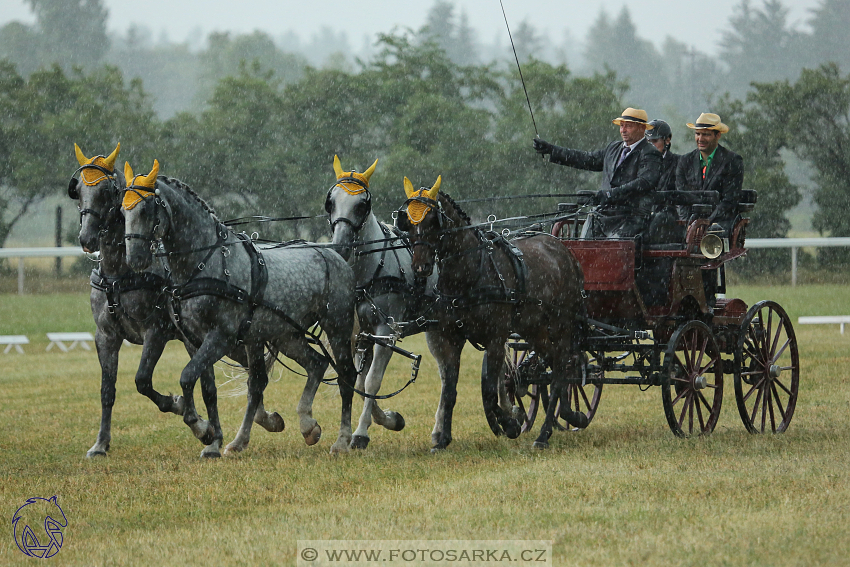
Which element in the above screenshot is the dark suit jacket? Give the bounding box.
[659,151,680,192]
[675,145,744,222]
[549,138,662,213]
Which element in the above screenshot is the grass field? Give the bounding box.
[1,285,849,566]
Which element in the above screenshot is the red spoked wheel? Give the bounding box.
[661,321,723,437]
[557,353,603,430]
[734,301,799,434]
[505,343,602,433]
[504,343,547,434]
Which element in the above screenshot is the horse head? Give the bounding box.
[397,175,443,277]
[121,159,167,272]
[326,155,378,261]
[68,143,123,253]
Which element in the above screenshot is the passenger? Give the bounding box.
[532,107,662,239]
[645,120,679,192]
[675,112,744,233]
[644,119,685,244]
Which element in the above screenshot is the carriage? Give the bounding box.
[504,189,800,438]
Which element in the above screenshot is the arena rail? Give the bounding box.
[2,238,850,293]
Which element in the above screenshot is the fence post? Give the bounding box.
[17,257,24,295]
[791,246,798,287]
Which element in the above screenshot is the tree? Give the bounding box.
[714,94,801,275]
[0,63,158,248]
[749,64,850,266]
[24,0,110,69]
[720,0,809,98]
[419,0,480,66]
[582,7,664,114]
[803,0,850,72]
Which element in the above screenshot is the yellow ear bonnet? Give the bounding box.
[122,159,159,210]
[75,142,120,186]
[403,176,441,226]
[333,156,377,196]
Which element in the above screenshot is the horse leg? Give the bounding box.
[179,331,230,448]
[136,329,184,415]
[252,349,285,432]
[87,330,122,458]
[351,342,405,450]
[427,332,462,452]
[198,364,223,458]
[329,343,356,455]
[481,346,521,439]
[224,343,268,455]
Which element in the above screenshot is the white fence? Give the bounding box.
[746,237,850,286]
[2,238,850,293]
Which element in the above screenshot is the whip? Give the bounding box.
[499,0,539,137]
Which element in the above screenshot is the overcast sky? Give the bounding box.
[0,0,821,56]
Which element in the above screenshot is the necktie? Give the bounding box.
[618,145,631,166]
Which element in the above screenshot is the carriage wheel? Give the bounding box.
[558,353,603,431]
[734,301,799,434]
[661,321,723,437]
[505,346,602,433]
[504,345,546,434]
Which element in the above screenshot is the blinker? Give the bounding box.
[67,177,79,200]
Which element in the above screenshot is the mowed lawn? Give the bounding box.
[0,285,848,566]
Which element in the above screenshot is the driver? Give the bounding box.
[532,107,662,239]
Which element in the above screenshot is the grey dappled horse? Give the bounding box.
[326,156,438,449]
[121,160,359,455]
[398,177,586,450]
[69,144,284,459]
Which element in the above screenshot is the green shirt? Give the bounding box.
[700,147,718,179]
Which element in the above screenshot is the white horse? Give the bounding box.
[325,156,438,449]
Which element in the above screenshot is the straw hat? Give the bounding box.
[612,107,653,128]
[686,112,729,133]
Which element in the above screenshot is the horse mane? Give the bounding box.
[157,175,221,223]
[439,192,471,226]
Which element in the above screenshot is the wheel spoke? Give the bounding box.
[767,385,777,432]
[749,385,764,424]
[771,337,792,365]
[696,335,709,374]
[774,376,793,396]
[697,354,720,377]
[760,385,768,432]
[770,316,784,360]
[671,382,689,405]
[688,393,695,434]
[765,308,774,360]
[578,386,592,410]
[694,393,706,431]
[770,382,787,421]
[742,376,766,403]
[676,392,689,429]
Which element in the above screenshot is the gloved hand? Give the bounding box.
[532,138,554,155]
[591,190,611,206]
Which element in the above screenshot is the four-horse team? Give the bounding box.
[69,105,800,458]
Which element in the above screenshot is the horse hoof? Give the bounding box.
[267,412,285,433]
[201,450,221,459]
[223,444,243,457]
[350,435,370,450]
[532,440,549,450]
[86,450,107,459]
[385,412,405,432]
[503,419,521,440]
[303,424,322,446]
[329,441,350,455]
[171,395,185,416]
[200,429,217,447]
[561,409,589,429]
[430,445,447,454]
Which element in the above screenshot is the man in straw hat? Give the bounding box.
[675,112,744,230]
[532,107,662,238]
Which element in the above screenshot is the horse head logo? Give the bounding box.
[12,496,68,559]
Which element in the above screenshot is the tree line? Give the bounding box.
[1,0,849,271]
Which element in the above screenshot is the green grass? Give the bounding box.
[1,286,849,566]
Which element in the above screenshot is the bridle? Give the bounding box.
[123,186,170,252]
[68,162,121,227]
[325,177,372,233]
